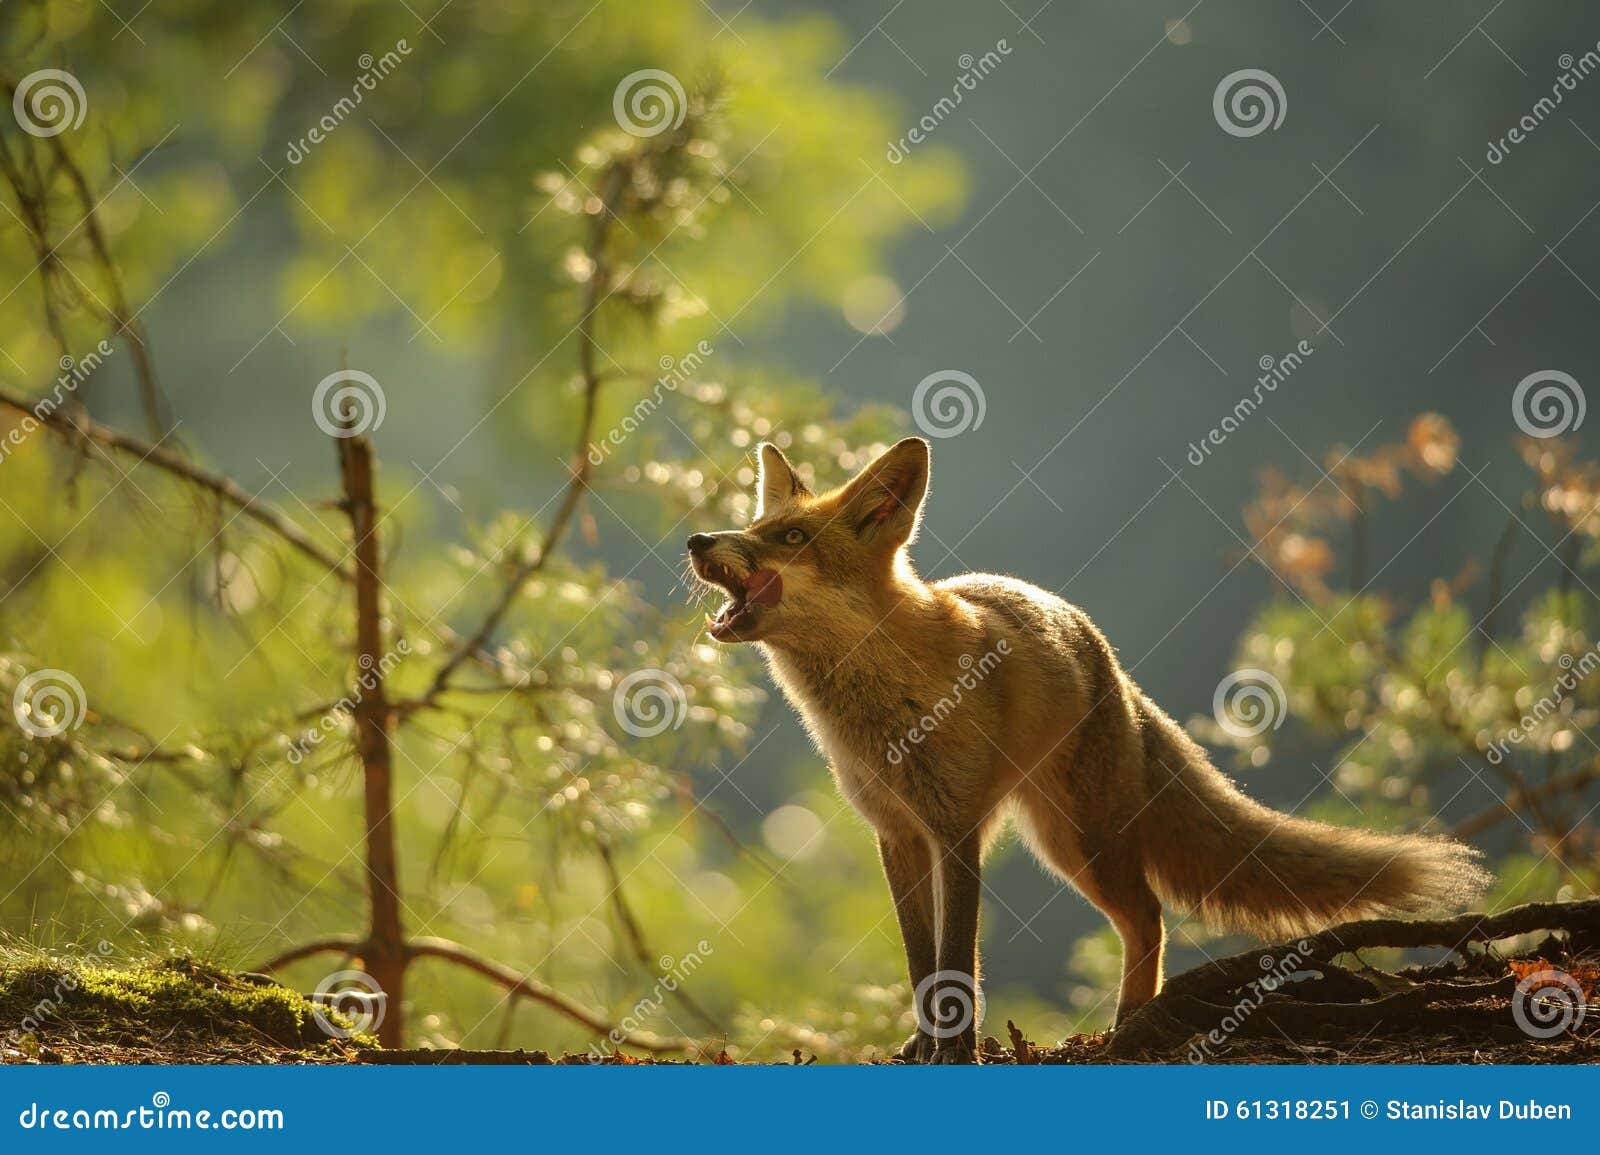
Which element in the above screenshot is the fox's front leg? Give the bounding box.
[927,834,982,1064]
[878,832,937,1062]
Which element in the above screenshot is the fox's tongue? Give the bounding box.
[745,568,782,607]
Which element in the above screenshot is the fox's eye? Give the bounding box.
[783,528,806,546]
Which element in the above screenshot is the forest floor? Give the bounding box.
[2,940,1597,1065]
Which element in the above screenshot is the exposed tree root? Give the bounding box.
[1108,897,1600,1060]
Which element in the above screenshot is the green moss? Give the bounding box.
[1,951,377,1057]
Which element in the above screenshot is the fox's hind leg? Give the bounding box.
[1017,791,1164,1025]
[1078,852,1165,1025]
[877,832,938,1062]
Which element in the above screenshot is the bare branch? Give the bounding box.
[0,385,350,577]
[406,935,695,1054]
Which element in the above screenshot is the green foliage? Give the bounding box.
[0,0,970,1058]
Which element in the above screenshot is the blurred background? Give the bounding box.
[1,0,1597,1058]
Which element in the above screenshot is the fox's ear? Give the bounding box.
[840,437,929,548]
[755,442,809,519]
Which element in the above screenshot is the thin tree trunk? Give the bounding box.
[338,430,406,1047]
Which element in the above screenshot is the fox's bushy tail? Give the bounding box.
[1136,706,1491,939]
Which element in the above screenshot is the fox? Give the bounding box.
[687,435,1491,1063]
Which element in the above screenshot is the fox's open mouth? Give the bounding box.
[696,560,782,641]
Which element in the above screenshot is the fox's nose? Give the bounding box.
[686,533,715,555]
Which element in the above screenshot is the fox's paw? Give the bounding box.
[895,1030,935,1064]
[929,1036,977,1065]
